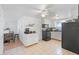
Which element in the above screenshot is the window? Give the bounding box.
[55,19,62,31]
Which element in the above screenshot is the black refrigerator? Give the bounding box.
[62,22,79,54]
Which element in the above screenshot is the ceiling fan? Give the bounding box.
[31,5,51,18]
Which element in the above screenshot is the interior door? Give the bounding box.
[0,6,4,54]
[0,20,4,54]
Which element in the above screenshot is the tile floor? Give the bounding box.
[4,39,77,55]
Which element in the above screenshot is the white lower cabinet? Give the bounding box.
[23,34,39,46]
[51,32,61,40]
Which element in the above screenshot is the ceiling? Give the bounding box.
[2,4,46,17]
[0,4,78,23]
[47,4,78,19]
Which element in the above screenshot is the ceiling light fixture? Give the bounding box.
[41,14,46,17]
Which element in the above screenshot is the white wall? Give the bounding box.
[0,6,4,54]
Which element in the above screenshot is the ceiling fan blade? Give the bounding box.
[32,7,42,10]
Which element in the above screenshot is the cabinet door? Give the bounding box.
[26,34,39,46]
[51,32,61,40]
